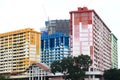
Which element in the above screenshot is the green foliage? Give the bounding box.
[50,55,92,80]
[103,68,120,80]
[0,75,9,80]
[74,55,92,71]
[50,61,61,74]
[68,65,85,80]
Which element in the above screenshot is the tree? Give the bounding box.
[50,61,61,74]
[103,68,120,80]
[0,75,9,80]
[50,57,73,80]
[60,57,74,79]
[50,55,92,80]
[70,55,92,80]
[74,55,92,71]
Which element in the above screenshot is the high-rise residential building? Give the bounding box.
[110,33,118,68]
[41,32,70,66]
[0,28,40,75]
[45,20,70,35]
[70,7,112,72]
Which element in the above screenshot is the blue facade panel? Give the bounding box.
[41,32,70,66]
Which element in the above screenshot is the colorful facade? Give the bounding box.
[0,28,40,75]
[111,33,118,68]
[70,7,112,72]
[41,32,70,66]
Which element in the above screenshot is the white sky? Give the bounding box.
[0,0,120,68]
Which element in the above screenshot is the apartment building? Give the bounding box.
[70,7,112,72]
[0,28,40,75]
[41,32,70,66]
[111,33,118,68]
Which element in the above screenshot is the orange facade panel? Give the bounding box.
[36,33,40,55]
[30,32,35,45]
[0,28,41,74]
[0,28,34,37]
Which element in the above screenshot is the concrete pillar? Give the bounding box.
[32,66,34,80]
[40,69,43,80]
[38,68,40,80]
[29,70,31,80]
[44,71,46,80]
[92,75,95,80]
[88,75,91,80]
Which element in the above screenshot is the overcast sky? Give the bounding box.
[0,0,120,68]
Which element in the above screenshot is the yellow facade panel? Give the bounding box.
[36,33,40,55]
[0,28,41,75]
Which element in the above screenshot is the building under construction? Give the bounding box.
[45,20,70,36]
[41,32,70,66]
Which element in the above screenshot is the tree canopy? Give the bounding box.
[50,55,92,80]
[0,75,9,80]
[103,68,120,80]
